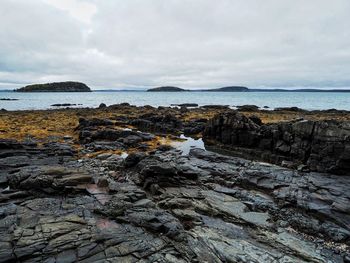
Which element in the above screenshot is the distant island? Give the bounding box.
[15,81,91,92]
[147,86,185,92]
[146,86,250,92]
[204,86,248,92]
[146,86,350,92]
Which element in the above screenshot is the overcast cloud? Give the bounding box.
[0,0,350,89]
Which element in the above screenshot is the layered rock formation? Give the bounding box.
[203,111,350,174]
[1,138,349,262]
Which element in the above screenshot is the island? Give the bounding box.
[15,81,91,92]
[147,86,249,92]
[204,86,248,92]
[147,86,186,92]
[145,85,350,92]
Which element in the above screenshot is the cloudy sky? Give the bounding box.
[1,0,350,90]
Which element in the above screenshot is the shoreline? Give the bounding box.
[2,91,350,112]
[1,104,350,140]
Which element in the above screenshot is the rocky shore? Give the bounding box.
[0,104,350,262]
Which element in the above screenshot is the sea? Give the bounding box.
[1,91,350,111]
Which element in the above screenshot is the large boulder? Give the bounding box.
[204,111,260,147]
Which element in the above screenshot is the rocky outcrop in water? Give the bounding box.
[0,98,18,101]
[203,111,350,174]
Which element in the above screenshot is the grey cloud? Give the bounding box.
[0,0,350,89]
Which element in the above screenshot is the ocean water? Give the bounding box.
[0,91,350,111]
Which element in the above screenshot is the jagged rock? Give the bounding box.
[8,166,92,193]
[79,125,154,151]
[183,120,206,135]
[124,152,147,168]
[249,115,263,125]
[204,111,350,174]
[124,208,185,240]
[131,113,183,133]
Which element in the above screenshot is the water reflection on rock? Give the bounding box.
[167,134,205,155]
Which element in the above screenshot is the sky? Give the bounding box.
[0,0,350,90]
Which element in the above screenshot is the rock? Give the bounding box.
[204,112,350,174]
[249,115,263,125]
[183,120,207,135]
[201,105,229,109]
[8,166,92,192]
[51,103,80,107]
[78,118,114,129]
[237,105,259,111]
[0,133,348,262]
[84,141,125,151]
[274,106,305,112]
[0,98,19,101]
[120,135,143,146]
[171,103,199,107]
[281,160,295,169]
[124,208,185,240]
[44,142,76,156]
[96,153,112,160]
[107,102,132,109]
[180,106,188,113]
[131,113,183,134]
[156,144,174,152]
[124,152,147,168]
[98,103,107,108]
[2,104,350,263]
[97,177,109,187]
[204,111,260,147]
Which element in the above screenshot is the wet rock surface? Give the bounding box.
[1,135,349,262]
[204,111,350,174]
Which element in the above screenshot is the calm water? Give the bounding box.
[0,91,350,111]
